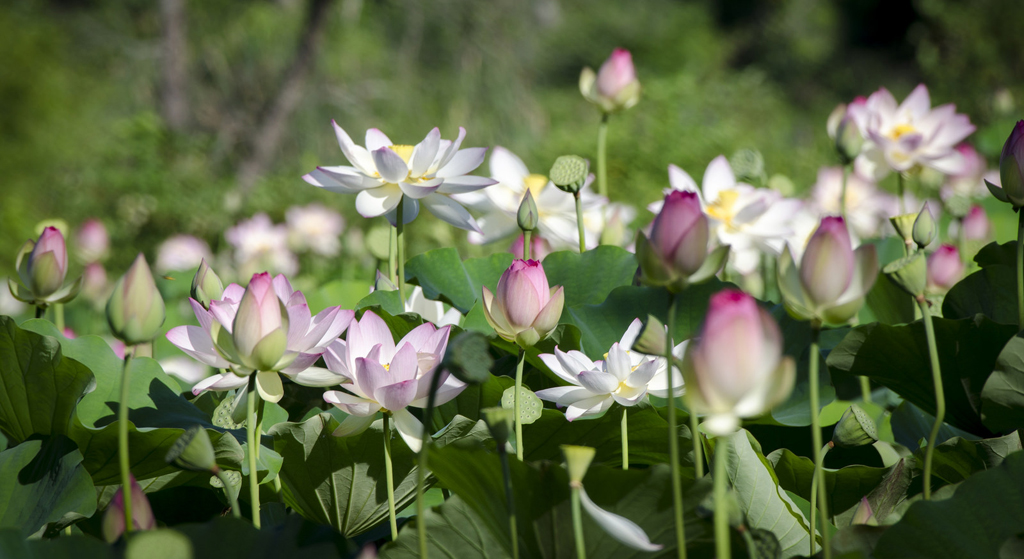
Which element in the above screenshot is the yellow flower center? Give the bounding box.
[389,144,415,164]
[706,189,740,224]
[383,362,391,371]
[524,174,548,198]
[888,123,916,140]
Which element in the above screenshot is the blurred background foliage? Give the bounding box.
[2,0,1023,276]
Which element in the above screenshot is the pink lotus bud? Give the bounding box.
[82,262,108,302]
[510,234,552,261]
[106,254,166,345]
[75,219,109,263]
[927,244,964,293]
[800,217,855,307]
[102,474,155,542]
[851,497,877,526]
[997,120,1024,206]
[596,48,637,99]
[482,259,564,348]
[962,205,991,241]
[24,227,69,298]
[684,289,795,435]
[651,191,709,275]
[232,272,290,371]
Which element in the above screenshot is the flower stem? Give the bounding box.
[919,297,945,500]
[383,412,398,539]
[214,469,242,519]
[416,363,446,559]
[690,412,704,478]
[621,408,629,470]
[118,351,134,535]
[574,192,586,253]
[810,442,832,556]
[389,221,398,286]
[524,231,532,261]
[897,173,906,215]
[514,348,526,461]
[713,435,730,559]
[570,482,586,559]
[397,197,407,304]
[859,377,872,404]
[666,294,687,559]
[35,306,43,319]
[1017,211,1024,328]
[839,165,849,218]
[54,303,65,332]
[246,375,261,529]
[499,444,519,559]
[597,113,609,198]
[808,325,830,558]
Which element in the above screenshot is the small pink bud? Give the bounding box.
[595,48,637,99]
[75,219,109,263]
[82,262,108,302]
[927,244,964,293]
[800,217,855,307]
[962,205,991,241]
[26,227,69,298]
[649,190,709,276]
[102,474,155,542]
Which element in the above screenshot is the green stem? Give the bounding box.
[416,360,446,559]
[859,377,872,404]
[1017,211,1024,328]
[898,173,906,215]
[524,230,532,261]
[246,376,261,529]
[383,412,398,539]
[810,443,832,556]
[54,303,65,332]
[808,325,830,558]
[839,165,849,217]
[597,113,609,198]
[621,408,629,470]
[118,352,134,535]
[214,469,242,519]
[690,411,704,478]
[499,445,519,559]
[919,297,945,501]
[713,435,730,559]
[574,192,586,253]
[35,306,43,319]
[570,484,586,559]
[397,197,407,304]
[389,220,398,286]
[666,294,687,559]
[514,348,526,461]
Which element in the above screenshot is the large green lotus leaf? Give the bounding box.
[423,442,717,558]
[0,316,94,445]
[0,530,113,559]
[713,430,814,558]
[889,400,977,451]
[980,332,1024,433]
[381,494,511,559]
[0,436,96,538]
[522,407,695,475]
[941,265,1018,326]
[873,451,1024,559]
[270,413,485,537]
[826,316,1016,437]
[910,432,1021,486]
[19,319,212,430]
[861,272,916,326]
[972,240,1015,268]
[561,280,731,360]
[541,246,638,309]
[356,289,404,315]
[405,248,512,314]
[767,448,889,516]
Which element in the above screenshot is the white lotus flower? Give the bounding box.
[156,235,213,273]
[453,147,607,249]
[303,123,497,232]
[536,319,685,420]
[285,203,345,257]
[225,213,298,278]
[810,166,896,239]
[650,156,802,275]
[854,84,976,181]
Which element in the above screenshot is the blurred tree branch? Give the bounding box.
[234,0,336,200]
[160,0,189,131]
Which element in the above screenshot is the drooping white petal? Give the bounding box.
[421,194,481,233]
[391,408,425,452]
[578,487,664,552]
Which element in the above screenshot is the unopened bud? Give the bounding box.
[106,254,166,345]
[912,203,936,249]
[190,259,224,310]
[517,190,539,232]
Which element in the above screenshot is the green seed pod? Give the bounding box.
[561,445,596,484]
[481,406,514,447]
[831,404,879,448]
[165,425,217,472]
[883,252,927,298]
[632,314,667,357]
[549,155,590,194]
[501,385,543,425]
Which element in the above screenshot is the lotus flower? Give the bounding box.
[536,319,685,420]
[854,84,976,181]
[682,289,795,435]
[652,157,803,275]
[225,213,298,278]
[102,475,155,542]
[579,48,641,114]
[926,244,964,293]
[303,123,497,231]
[167,272,354,403]
[636,190,726,290]
[156,234,212,273]
[960,205,991,241]
[285,203,345,257]
[322,310,458,451]
[75,219,109,264]
[106,254,165,345]
[778,216,878,324]
[9,226,82,307]
[810,166,896,239]
[482,259,565,348]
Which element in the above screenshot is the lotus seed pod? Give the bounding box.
[481,407,514,446]
[549,155,590,194]
[831,405,879,448]
[561,445,596,484]
[165,425,218,472]
[502,385,543,425]
[883,252,927,298]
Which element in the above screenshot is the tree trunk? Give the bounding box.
[160,0,189,131]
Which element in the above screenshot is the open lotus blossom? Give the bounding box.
[225,213,298,277]
[303,123,497,231]
[778,216,879,325]
[285,203,345,257]
[454,147,607,249]
[682,290,795,435]
[853,84,976,181]
[167,272,354,403]
[156,234,213,273]
[482,259,565,348]
[810,166,896,239]
[651,156,803,275]
[537,318,685,420]
[322,310,458,451]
